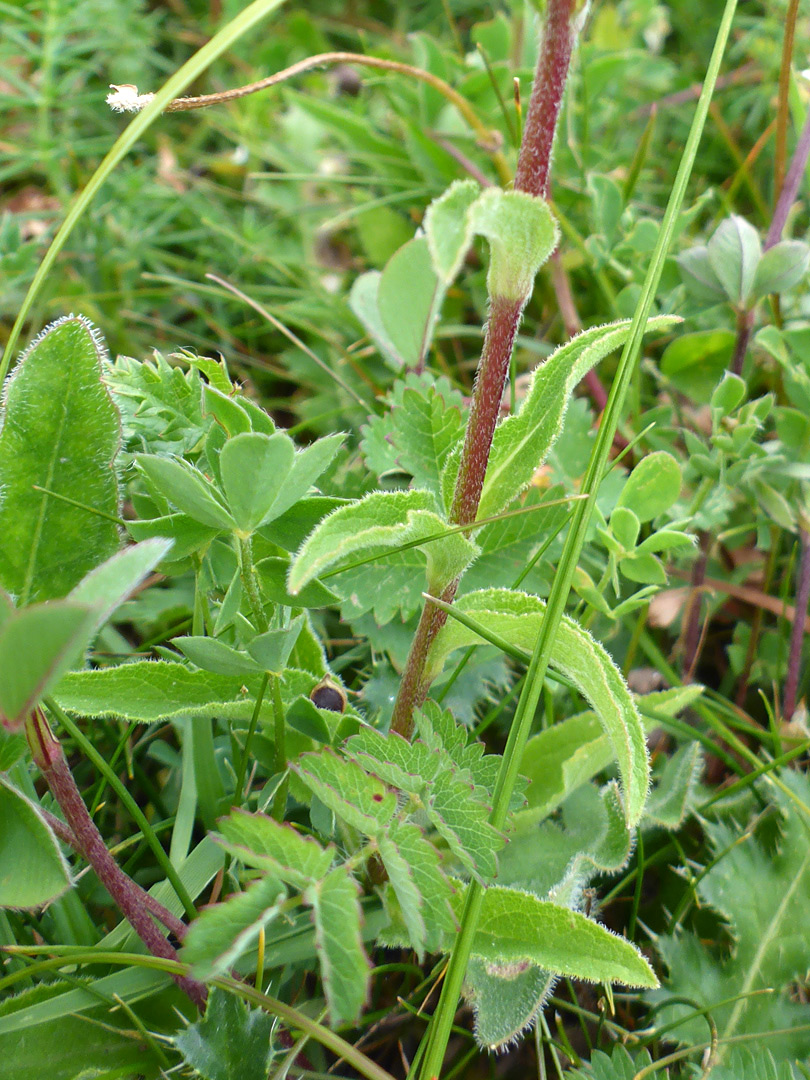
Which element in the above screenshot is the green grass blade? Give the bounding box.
[0,0,288,382]
[416,1,740,1075]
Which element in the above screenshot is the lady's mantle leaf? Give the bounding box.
[425,588,650,826]
[0,316,120,604]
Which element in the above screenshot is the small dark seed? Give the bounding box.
[310,680,346,713]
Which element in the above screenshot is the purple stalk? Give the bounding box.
[41,807,188,942]
[27,710,205,1007]
[783,527,810,720]
[766,103,810,250]
[389,0,580,738]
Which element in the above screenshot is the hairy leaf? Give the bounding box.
[453,316,679,521]
[453,882,657,986]
[181,873,287,979]
[215,809,334,886]
[305,865,369,1026]
[0,316,120,604]
[174,987,274,1080]
[0,780,71,909]
[425,589,650,825]
[288,489,477,596]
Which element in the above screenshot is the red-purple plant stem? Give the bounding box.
[730,307,755,376]
[40,807,188,942]
[513,0,577,199]
[27,711,205,1007]
[766,98,810,249]
[783,527,810,720]
[389,0,579,739]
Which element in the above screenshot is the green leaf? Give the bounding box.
[0,601,98,730]
[676,244,727,300]
[467,317,679,521]
[470,189,558,300]
[127,512,219,560]
[660,329,735,403]
[710,371,747,418]
[453,881,657,986]
[173,636,262,676]
[615,451,681,522]
[136,454,235,531]
[425,589,650,825]
[752,239,810,297]
[0,315,120,604]
[653,772,810,1059]
[643,741,702,829]
[216,808,334,886]
[377,820,456,960]
[426,770,501,882]
[246,616,304,675]
[174,987,273,1080]
[69,538,174,630]
[219,432,295,533]
[349,271,405,369]
[377,237,444,369]
[182,872,287,984]
[304,865,369,1026]
[465,957,554,1051]
[567,1046,655,1080]
[360,373,465,497]
[293,749,398,835]
[181,874,287,979]
[288,489,477,596]
[201,383,253,437]
[707,214,762,306]
[424,178,481,283]
[256,556,338,608]
[270,434,344,521]
[53,660,267,723]
[0,984,168,1080]
[0,779,71,909]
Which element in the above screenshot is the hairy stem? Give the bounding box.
[389,0,580,740]
[783,526,810,720]
[41,808,188,941]
[110,51,510,186]
[26,710,205,1007]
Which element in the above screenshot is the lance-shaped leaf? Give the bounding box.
[0,779,71,909]
[424,178,481,284]
[0,315,120,604]
[181,873,287,980]
[287,489,477,596]
[68,537,173,632]
[376,237,444,370]
[304,865,370,1026]
[455,316,679,521]
[452,881,657,987]
[0,601,98,730]
[425,588,650,826]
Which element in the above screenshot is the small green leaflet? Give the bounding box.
[304,866,370,1026]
